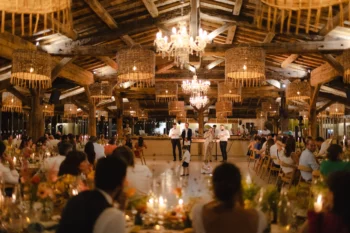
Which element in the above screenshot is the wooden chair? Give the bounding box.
[279,161,297,189]
[267,156,281,184]
[259,156,271,179]
[297,165,312,190]
[312,170,321,183]
[248,151,259,169]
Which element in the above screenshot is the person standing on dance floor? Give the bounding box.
[217,125,230,162]
[169,123,182,161]
[181,123,193,152]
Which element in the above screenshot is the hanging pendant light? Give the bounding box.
[11,50,52,89]
[218,82,242,102]
[342,49,350,83]
[225,47,265,87]
[215,101,232,118]
[90,81,112,104]
[138,110,148,120]
[261,101,279,117]
[64,104,77,118]
[123,101,140,117]
[96,110,108,121]
[168,101,185,116]
[155,82,178,102]
[256,110,266,119]
[2,92,22,112]
[43,104,54,117]
[176,111,187,122]
[329,103,345,117]
[117,46,155,88]
[286,79,311,102]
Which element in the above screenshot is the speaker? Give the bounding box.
[49,90,61,104]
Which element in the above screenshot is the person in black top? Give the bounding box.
[181,122,193,152]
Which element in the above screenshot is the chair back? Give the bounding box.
[280,161,296,168]
[298,165,312,172]
[250,151,256,159]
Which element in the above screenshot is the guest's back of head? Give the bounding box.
[84,141,96,165]
[58,151,87,176]
[58,142,73,156]
[111,146,134,167]
[327,144,343,161]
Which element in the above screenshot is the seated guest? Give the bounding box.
[68,134,77,151]
[85,140,96,166]
[20,136,33,157]
[104,139,117,156]
[270,136,283,168]
[58,151,90,177]
[90,136,105,161]
[279,141,296,176]
[57,156,127,233]
[316,136,332,157]
[192,163,268,233]
[0,141,19,185]
[299,139,319,182]
[320,144,350,177]
[111,146,152,197]
[252,136,262,159]
[43,142,73,174]
[299,171,350,233]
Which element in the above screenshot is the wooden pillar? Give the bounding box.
[115,95,123,139]
[88,103,96,136]
[309,84,321,138]
[198,110,204,136]
[30,91,44,141]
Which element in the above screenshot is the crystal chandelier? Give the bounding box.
[154,21,209,69]
[182,74,210,95]
[190,94,209,109]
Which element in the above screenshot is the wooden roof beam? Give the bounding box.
[233,0,242,15]
[190,0,199,39]
[156,62,175,74]
[51,57,77,81]
[321,54,344,74]
[207,23,235,40]
[319,3,350,36]
[206,59,224,70]
[281,54,299,68]
[96,56,118,71]
[311,62,340,87]
[316,100,334,114]
[263,32,275,43]
[225,25,237,44]
[142,0,159,18]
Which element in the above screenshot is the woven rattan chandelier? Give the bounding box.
[218,82,242,102]
[123,101,140,117]
[155,82,178,102]
[176,111,187,122]
[168,101,185,116]
[225,47,265,87]
[0,0,72,36]
[342,49,350,84]
[256,0,350,34]
[64,104,77,118]
[96,110,108,121]
[117,46,155,88]
[138,110,148,120]
[43,104,54,117]
[215,101,232,118]
[90,81,112,104]
[300,110,309,119]
[11,50,52,89]
[329,103,345,117]
[286,80,311,102]
[261,102,279,113]
[2,92,22,112]
[256,110,266,119]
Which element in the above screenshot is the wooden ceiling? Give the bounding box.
[1,0,350,119]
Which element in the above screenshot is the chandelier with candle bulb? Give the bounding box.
[154,21,209,69]
[190,94,209,109]
[182,74,210,95]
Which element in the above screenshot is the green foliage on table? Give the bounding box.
[242,180,261,208]
[259,185,279,213]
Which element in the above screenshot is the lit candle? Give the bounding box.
[13,157,16,164]
[12,193,16,203]
[246,175,252,186]
[154,225,160,231]
[178,198,184,211]
[31,153,35,160]
[158,196,166,212]
[314,194,323,212]
[147,198,154,211]
[125,215,130,221]
[72,188,78,196]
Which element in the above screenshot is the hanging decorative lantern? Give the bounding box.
[286,80,311,102]
[329,103,345,117]
[155,82,178,102]
[256,110,266,119]
[176,111,187,122]
[96,110,108,121]
[11,50,52,89]
[123,101,140,117]
[342,49,350,83]
[138,110,148,120]
[64,104,77,118]
[0,0,72,36]
[317,111,328,119]
[117,46,155,87]
[78,111,89,119]
[43,104,54,117]
[255,0,350,34]
[2,92,22,112]
[218,82,241,102]
[225,47,265,87]
[261,102,279,115]
[215,101,232,118]
[168,101,185,115]
[300,110,309,119]
[90,81,112,104]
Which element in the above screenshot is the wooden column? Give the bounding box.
[197,110,204,136]
[88,103,96,136]
[30,90,44,141]
[309,84,321,138]
[115,95,123,139]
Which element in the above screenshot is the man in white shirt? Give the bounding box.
[169,123,182,161]
[261,127,271,136]
[124,124,132,136]
[90,136,105,161]
[299,139,319,181]
[0,141,19,185]
[270,136,282,167]
[43,142,72,174]
[316,137,331,157]
[217,125,230,162]
[57,156,127,233]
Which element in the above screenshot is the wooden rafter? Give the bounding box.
[51,57,77,81]
[281,54,299,68]
[316,100,334,114]
[233,0,243,15]
[190,0,199,39]
[321,54,344,74]
[142,0,159,18]
[207,23,235,40]
[96,56,118,71]
[225,25,237,44]
[263,32,275,43]
[156,62,175,74]
[319,4,350,36]
[206,59,224,70]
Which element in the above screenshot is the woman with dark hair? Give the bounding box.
[36,136,48,150]
[320,144,350,176]
[0,141,19,185]
[125,135,133,149]
[3,134,14,148]
[104,139,117,156]
[192,163,267,233]
[84,141,96,166]
[68,134,76,151]
[111,146,152,196]
[58,151,90,177]
[300,171,350,233]
[20,136,33,157]
[134,137,147,165]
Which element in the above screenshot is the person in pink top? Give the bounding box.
[104,139,117,156]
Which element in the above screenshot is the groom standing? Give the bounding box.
[181,122,193,152]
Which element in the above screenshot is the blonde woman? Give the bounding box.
[204,127,215,162]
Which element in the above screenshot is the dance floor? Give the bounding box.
[143,154,265,207]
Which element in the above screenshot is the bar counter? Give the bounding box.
[131,136,250,157]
